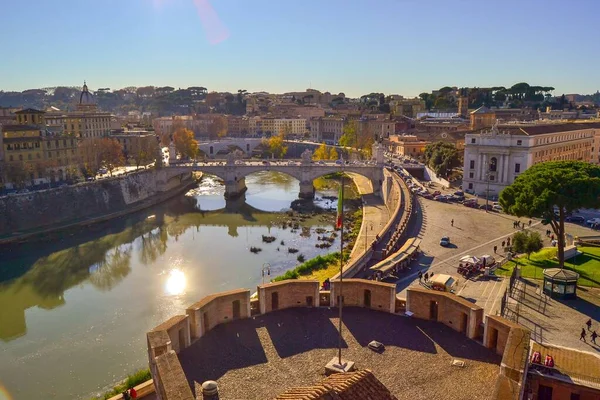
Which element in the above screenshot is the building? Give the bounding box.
[2,108,80,188]
[386,134,429,157]
[110,129,159,166]
[309,117,345,143]
[45,82,112,139]
[259,117,307,136]
[390,98,426,118]
[462,122,599,196]
[226,116,250,137]
[470,106,496,130]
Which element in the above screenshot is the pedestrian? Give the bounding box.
[528,220,532,227]
[581,328,587,342]
[451,219,454,227]
[513,221,516,228]
[129,387,138,399]
[507,237,511,246]
[418,271,423,282]
[494,245,497,253]
[586,318,592,331]
[424,272,429,282]
[122,391,131,400]
[502,240,506,248]
[592,331,598,345]
[551,234,555,241]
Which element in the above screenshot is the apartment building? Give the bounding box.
[386,135,429,157]
[462,122,599,196]
[309,117,345,144]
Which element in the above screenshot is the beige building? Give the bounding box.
[309,117,345,143]
[462,122,599,196]
[391,98,426,117]
[386,134,430,157]
[45,82,112,139]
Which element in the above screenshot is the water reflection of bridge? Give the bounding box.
[0,195,330,341]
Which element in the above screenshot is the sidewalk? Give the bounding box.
[346,172,394,262]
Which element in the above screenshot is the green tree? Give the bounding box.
[500,161,600,268]
[423,142,460,178]
[173,128,199,160]
[512,231,544,260]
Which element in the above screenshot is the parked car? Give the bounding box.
[434,195,448,202]
[586,217,600,226]
[423,193,433,200]
[432,191,442,196]
[98,168,108,174]
[261,160,270,165]
[454,190,464,197]
[440,236,451,246]
[479,204,494,211]
[566,215,585,223]
[335,160,343,165]
[492,205,503,212]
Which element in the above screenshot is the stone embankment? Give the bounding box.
[0,168,194,244]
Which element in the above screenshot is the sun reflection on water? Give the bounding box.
[165,269,186,296]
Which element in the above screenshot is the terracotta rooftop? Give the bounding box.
[276,369,397,400]
[501,122,600,136]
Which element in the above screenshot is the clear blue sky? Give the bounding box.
[1,0,599,97]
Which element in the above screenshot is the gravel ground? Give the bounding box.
[178,307,501,400]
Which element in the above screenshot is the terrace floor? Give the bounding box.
[178,307,501,400]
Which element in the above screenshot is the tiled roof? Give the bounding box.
[500,122,600,136]
[276,370,398,400]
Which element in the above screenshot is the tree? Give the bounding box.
[329,147,339,160]
[79,138,103,175]
[423,142,460,178]
[313,143,329,160]
[267,133,287,158]
[173,128,199,160]
[511,231,543,260]
[500,161,600,268]
[97,138,124,176]
[131,137,158,169]
[207,116,227,139]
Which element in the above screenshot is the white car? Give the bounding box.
[492,205,503,212]
[586,218,600,226]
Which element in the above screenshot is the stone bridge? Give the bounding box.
[198,138,263,157]
[169,157,384,199]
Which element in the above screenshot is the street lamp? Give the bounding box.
[485,171,491,213]
[261,263,271,285]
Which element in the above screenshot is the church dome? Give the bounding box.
[79,81,95,105]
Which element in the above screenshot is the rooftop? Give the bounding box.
[177,307,501,400]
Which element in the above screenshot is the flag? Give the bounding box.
[336,180,344,229]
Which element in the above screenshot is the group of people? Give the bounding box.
[122,387,137,400]
[580,318,598,344]
[513,220,532,229]
[417,270,434,283]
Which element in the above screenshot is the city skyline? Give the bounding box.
[1,0,600,96]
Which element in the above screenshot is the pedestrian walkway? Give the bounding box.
[346,172,394,263]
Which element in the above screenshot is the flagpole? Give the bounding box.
[338,173,344,366]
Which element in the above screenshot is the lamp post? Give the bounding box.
[261,263,271,285]
[485,171,491,213]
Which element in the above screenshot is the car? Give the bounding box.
[566,215,585,223]
[318,160,326,165]
[440,236,450,246]
[335,160,343,165]
[423,193,434,200]
[98,168,108,174]
[432,191,441,197]
[434,195,447,202]
[454,190,464,196]
[479,204,494,211]
[586,218,600,226]
[492,205,503,212]
[261,160,270,165]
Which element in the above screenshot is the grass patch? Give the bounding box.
[273,252,341,281]
[496,246,600,287]
[92,369,151,400]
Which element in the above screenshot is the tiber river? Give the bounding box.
[0,171,358,400]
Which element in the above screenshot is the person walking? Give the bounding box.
[451,219,454,227]
[418,271,423,282]
[592,330,598,345]
[494,245,498,253]
[528,220,532,227]
[424,272,429,282]
[581,328,587,342]
[129,387,138,399]
[586,318,593,330]
[507,237,511,246]
[502,240,506,248]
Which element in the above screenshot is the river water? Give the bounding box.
[0,171,355,400]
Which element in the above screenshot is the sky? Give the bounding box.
[1,0,599,97]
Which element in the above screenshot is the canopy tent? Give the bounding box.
[459,255,480,265]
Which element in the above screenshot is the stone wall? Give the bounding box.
[257,280,320,314]
[186,288,250,340]
[406,287,484,339]
[330,279,396,313]
[0,169,191,238]
[151,315,191,354]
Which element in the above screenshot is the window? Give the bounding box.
[516,140,522,145]
[470,160,475,169]
[489,157,497,172]
[63,140,67,146]
[471,138,476,144]
[468,183,473,189]
[489,175,494,181]
[515,163,521,173]
[9,155,13,161]
[469,172,474,178]
[19,154,23,161]
[35,142,39,148]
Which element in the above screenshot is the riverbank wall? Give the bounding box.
[0,168,194,243]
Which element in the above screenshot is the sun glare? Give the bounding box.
[165,269,186,295]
